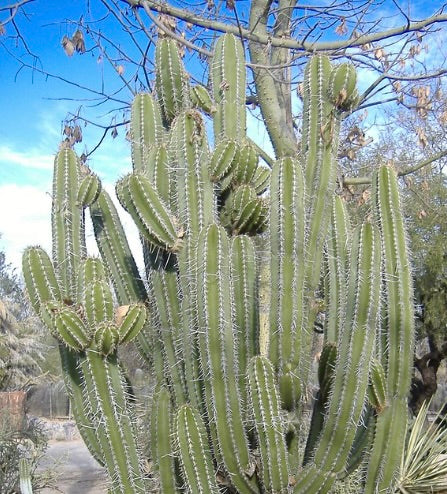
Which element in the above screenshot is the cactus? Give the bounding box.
[22,33,418,493]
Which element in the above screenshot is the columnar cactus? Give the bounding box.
[23,33,416,493]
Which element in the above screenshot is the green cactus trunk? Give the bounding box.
[22,32,417,494]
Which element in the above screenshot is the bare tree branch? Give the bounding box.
[342,149,447,186]
[125,0,447,53]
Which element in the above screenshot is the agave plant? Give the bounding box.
[396,400,447,493]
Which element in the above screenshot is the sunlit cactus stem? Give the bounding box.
[364,165,415,492]
[22,30,421,494]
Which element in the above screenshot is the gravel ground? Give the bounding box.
[37,439,107,494]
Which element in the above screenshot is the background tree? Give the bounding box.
[0,242,49,390]
[2,1,447,163]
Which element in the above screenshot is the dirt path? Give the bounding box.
[37,440,107,494]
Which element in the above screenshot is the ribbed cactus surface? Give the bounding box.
[22,34,416,494]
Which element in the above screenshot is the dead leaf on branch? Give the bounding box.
[416,127,428,148]
[409,44,422,59]
[62,124,83,146]
[393,81,402,92]
[61,30,86,56]
[413,86,431,119]
[374,48,385,61]
[61,35,75,57]
[357,189,370,206]
[157,14,177,36]
[72,30,86,54]
[335,17,347,36]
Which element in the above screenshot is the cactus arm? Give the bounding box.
[19,458,33,494]
[82,280,114,328]
[50,306,91,351]
[303,343,337,465]
[211,33,246,140]
[176,243,204,412]
[343,406,375,477]
[151,387,179,493]
[82,349,146,493]
[130,92,163,171]
[325,196,351,343]
[364,166,415,491]
[176,404,220,494]
[168,108,215,408]
[248,356,289,493]
[314,227,380,474]
[231,234,259,408]
[251,165,271,195]
[151,144,171,204]
[156,38,190,125]
[22,246,61,314]
[190,83,215,115]
[367,359,388,412]
[302,56,340,294]
[51,148,86,301]
[268,157,306,378]
[373,166,414,396]
[364,398,408,493]
[209,139,239,182]
[90,188,152,360]
[295,222,381,491]
[222,184,268,236]
[231,141,259,186]
[169,110,215,237]
[196,224,259,494]
[116,173,184,252]
[90,189,147,303]
[77,173,101,208]
[152,269,188,405]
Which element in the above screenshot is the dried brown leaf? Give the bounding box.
[335,17,347,36]
[61,35,75,57]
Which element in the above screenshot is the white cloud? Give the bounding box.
[0,181,144,275]
[0,184,52,270]
[0,145,54,171]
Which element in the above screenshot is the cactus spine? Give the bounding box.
[23,32,417,494]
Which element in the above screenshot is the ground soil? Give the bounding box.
[37,439,107,494]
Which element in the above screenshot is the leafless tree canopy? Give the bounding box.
[2,1,447,165]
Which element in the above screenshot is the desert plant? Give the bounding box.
[22,35,416,493]
[396,400,447,493]
[0,414,47,494]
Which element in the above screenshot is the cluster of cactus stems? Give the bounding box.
[22,32,415,493]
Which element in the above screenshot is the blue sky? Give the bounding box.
[0,0,275,272]
[0,2,140,270]
[0,1,445,273]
